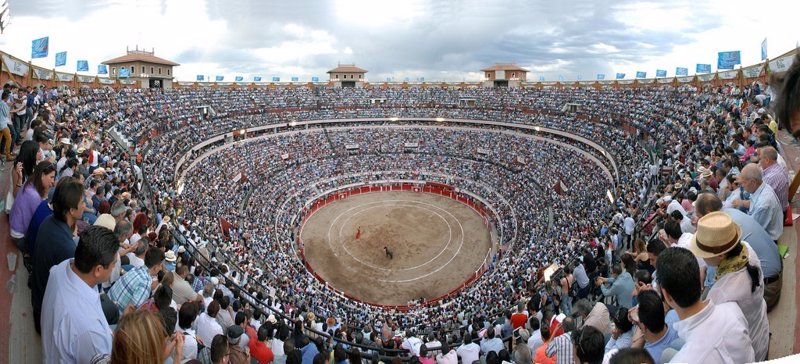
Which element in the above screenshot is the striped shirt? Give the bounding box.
[762,163,789,209]
[545,332,573,364]
[107,265,152,312]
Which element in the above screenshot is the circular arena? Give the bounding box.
[300,188,492,306]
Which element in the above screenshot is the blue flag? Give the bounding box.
[312,76,319,82]
[636,71,646,78]
[215,76,224,81]
[696,64,712,73]
[272,76,280,82]
[761,38,767,61]
[197,75,205,81]
[596,74,605,80]
[615,73,625,79]
[31,36,49,58]
[235,76,243,82]
[291,76,299,82]
[676,67,689,76]
[538,76,545,81]
[97,65,108,74]
[77,60,89,72]
[717,51,741,70]
[55,51,67,67]
[119,68,130,78]
[656,69,667,77]
[558,75,564,81]
[576,74,583,80]
[254,76,262,82]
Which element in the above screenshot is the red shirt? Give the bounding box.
[510,312,528,330]
[249,340,274,364]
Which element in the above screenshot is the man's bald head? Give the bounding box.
[694,193,723,218]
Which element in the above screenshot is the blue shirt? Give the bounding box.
[644,324,680,363]
[601,272,635,308]
[41,259,112,363]
[723,208,782,278]
[27,200,53,260]
[32,216,76,315]
[299,342,319,364]
[747,183,783,241]
[0,101,9,129]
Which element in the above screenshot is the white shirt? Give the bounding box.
[747,183,784,241]
[196,312,223,349]
[527,330,544,352]
[435,349,459,364]
[671,301,755,364]
[674,233,707,271]
[456,343,480,364]
[706,242,769,361]
[181,327,199,360]
[41,259,113,364]
[402,336,423,356]
[623,217,635,235]
[126,253,145,268]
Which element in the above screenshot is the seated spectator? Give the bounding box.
[573,299,610,336]
[251,324,275,364]
[211,334,230,364]
[107,247,165,312]
[605,307,634,353]
[178,301,201,361]
[93,309,184,363]
[733,163,783,241]
[758,146,789,213]
[456,332,480,364]
[197,301,224,349]
[173,264,204,306]
[656,247,754,362]
[573,326,605,364]
[545,316,575,364]
[40,226,118,363]
[694,192,783,311]
[10,160,56,253]
[435,341,458,364]
[479,326,503,355]
[510,302,528,330]
[608,348,655,364]
[634,290,680,363]
[32,177,85,334]
[526,317,543,352]
[690,212,770,361]
[226,325,250,364]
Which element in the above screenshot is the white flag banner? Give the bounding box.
[718,70,738,80]
[618,80,634,85]
[2,54,29,76]
[639,78,655,84]
[769,54,794,73]
[599,80,614,85]
[33,68,53,80]
[120,79,137,85]
[742,65,764,78]
[78,75,95,83]
[697,74,716,82]
[677,76,694,83]
[657,78,674,84]
[56,72,74,82]
[98,78,116,85]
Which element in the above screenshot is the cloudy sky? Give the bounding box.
[1,0,797,82]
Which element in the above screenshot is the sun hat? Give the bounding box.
[165,250,177,262]
[690,211,741,259]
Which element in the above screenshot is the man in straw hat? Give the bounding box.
[655,247,754,363]
[689,211,769,361]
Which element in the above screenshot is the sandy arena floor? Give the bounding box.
[300,191,493,306]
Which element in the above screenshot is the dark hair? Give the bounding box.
[663,219,682,240]
[609,348,655,364]
[656,248,701,308]
[144,247,165,269]
[572,325,605,364]
[613,307,634,333]
[74,226,119,274]
[206,300,220,318]
[210,334,229,362]
[529,316,540,331]
[14,140,40,179]
[773,55,800,134]
[23,161,56,198]
[620,254,636,276]
[637,290,665,333]
[258,323,270,341]
[178,301,199,329]
[724,243,761,293]
[485,351,499,364]
[539,321,551,341]
[154,285,173,310]
[634,269,652,285]
[313,353,328,364]
[51,178,84,222]
[646,237,666,256]
[235,311,246,326]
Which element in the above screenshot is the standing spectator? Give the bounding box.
[690,212,770,361]
[573,299,610,337]
[40,226,118,363]
[251,324,275,364]
[622,214,635,250]
[197,301,224,351]
[572,259,590,300]
[0,90,14,160]
[479,327,503,355]
[534,323,555,364]
[31,177,85,334]
[510,302,528,330]
[526,317,544,353]
[456,332,480,364]
[595,264,635,309]
[211,334,231,364]
[226,325,250,364]
[656,248,754,363]
[178,301,201,361]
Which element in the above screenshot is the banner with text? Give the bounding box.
[676,67,688,76]
[31,36,49,58]
[2,54,30,76]
[717,51,741,70]
[696,64,712,73]
[55,51,67,67]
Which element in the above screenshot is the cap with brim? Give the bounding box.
[93,214,116,231]
[690,211,742,259]
[60,138,72,145]
[165,250,177,262]
[92,167,106,176]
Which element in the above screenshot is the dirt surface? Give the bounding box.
[300,191,492,306]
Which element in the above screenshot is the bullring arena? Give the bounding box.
[300,188,493,306]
